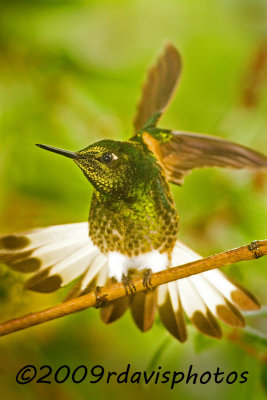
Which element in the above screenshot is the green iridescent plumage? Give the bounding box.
[75,139,178,258]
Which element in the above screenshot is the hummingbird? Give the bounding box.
[1,44,266,342]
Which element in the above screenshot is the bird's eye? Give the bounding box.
[100,152,113,163]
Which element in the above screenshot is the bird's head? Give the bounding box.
[36,140,155,199]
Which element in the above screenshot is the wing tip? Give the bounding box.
[133,43,182,131]
[163,41,182,64]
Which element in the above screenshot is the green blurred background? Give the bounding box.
[0,0,266,399]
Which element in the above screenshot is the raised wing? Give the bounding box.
[133,43,182,131]
[159,131,267,184]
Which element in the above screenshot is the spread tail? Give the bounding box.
[0,223,260,341]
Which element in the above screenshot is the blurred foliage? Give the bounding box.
[0,0,267,399]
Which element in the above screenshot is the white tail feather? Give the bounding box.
[177,278,207,317]
[80,254,108,291]
[166,240,259,335]
[1,223,260,339]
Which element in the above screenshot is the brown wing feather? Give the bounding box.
[133,43,182,131]
[160,131,267,185]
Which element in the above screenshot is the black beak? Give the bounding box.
[36,144,78,159]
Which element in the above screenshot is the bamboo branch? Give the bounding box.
[0,239,266,337]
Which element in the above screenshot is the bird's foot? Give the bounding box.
[143,268,153,289]
[122,274,136,295]
[94,286,108,308]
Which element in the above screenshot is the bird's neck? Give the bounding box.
[88,172,179,257]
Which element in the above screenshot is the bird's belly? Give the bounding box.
[107,250,169,282]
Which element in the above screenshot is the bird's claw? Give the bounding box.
[143,268,153,289]
[122,274,136,295]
